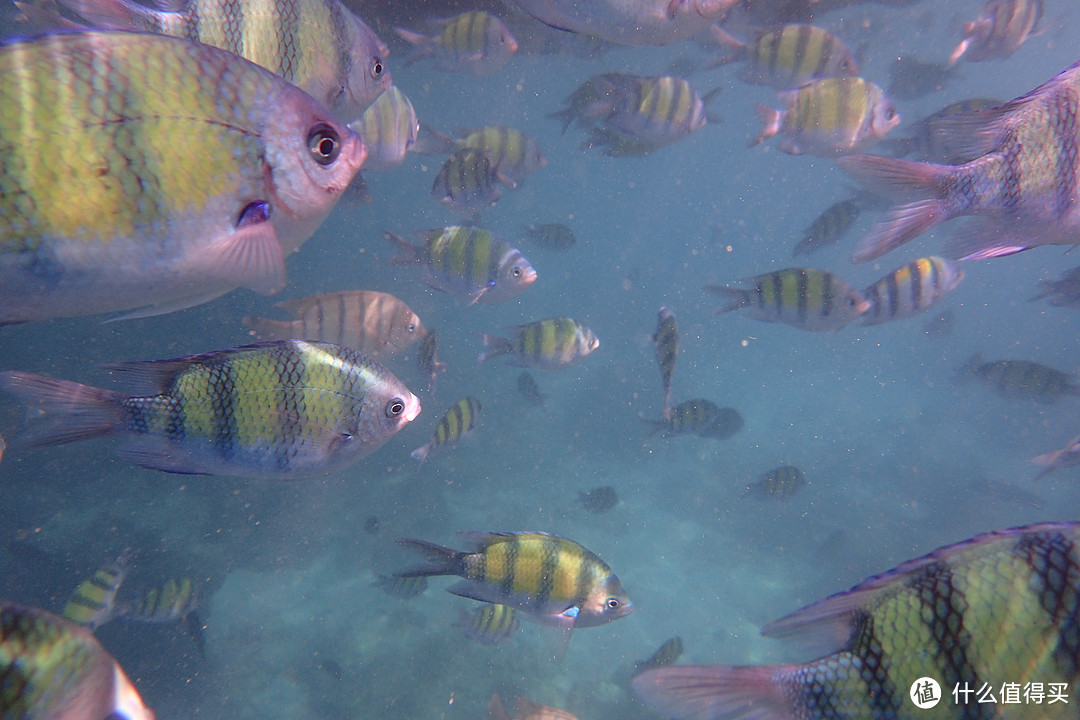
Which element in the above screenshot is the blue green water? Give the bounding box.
[2,1,1080,718]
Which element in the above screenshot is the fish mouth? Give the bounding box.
[522,268,538,285]
[404,395,422,422]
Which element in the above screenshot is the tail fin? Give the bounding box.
[395,538,466,577]
[705,286,750,315]
[477,334,513,364]
[0,371,126,448]
[393,27,433,65]
[384,231,422,266]
[411,124,460,155]
[633,664,797,720]
[749,104,781,147]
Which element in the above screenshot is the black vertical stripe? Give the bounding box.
[820,273,835,319]
[848,611,903,718]
[536,537,559,612]
[796,269,809,325]
[1016,529,1080,674]
[273,345,300,470]
[212,358,238,461]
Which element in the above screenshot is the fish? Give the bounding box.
[415,126,546,187]
[949,0,1042,64]
[385,226,537,304]
[22,0,391,121]
[632,636,685,677]
[396,531,632,628]
[121,578,199,624]
[0,340,421,479]
[886,56,961,100]
[411,397,482,466]
[477,317,600,370]
[955,353,1080,403]
[653,307,679,421]
[502,0,737,46]
[489,693,579,720]
[859,257,965,325]
[1030,435,1080,480]
[1031,266,1080,309]
[838,60,1080,264]
[752,77,900,156]
[375,573,428,599]
[243,290,426,360]
[395,11,517,75]
[347,86,419,170]
[0,601,154,720]
[655,399,743,440]
[708,268,871,332]
[516,371,547,408]
[634,521,1080,720]
[792,197,862,257]
[743,464,806,499]
[549,73,635,133]
[524,223,577,252]
[456,603,519,645]
[431,149,513,214]
[0,31,365,325]
[61,551,132,630]
[418,329,448,393]
[714,23,859,90]
[578,486,618,514]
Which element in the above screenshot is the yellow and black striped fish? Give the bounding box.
[395,11,517,75]
[950,0,1042,64]
[549,72,636,134]
[348,86,419,170]
[752,77,900,156]
[416,125,546,187]
[860,257,965,326]
[0,340,420,479]
[62,551,132,630]
[411,397,482,466]
[583,74,712,156]
[375,573,428,599]
[1,602,154,720]
[478,317,599,370]
[709,268,870,332]
[25,0,391,121]
[397,531,632,628]
[956,353,1080,403]
[792,197,862,257]
[386,226,536,304]
[244,290,426,360]
[655,399,743,441]
[743,465,805,499]
[431,148,512,214]
[123,578,199,624]
[455,603,519,645]
[635,521,1080,720]
[717,23,859,90]
[653,307,679,421]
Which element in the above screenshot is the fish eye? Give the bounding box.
[386,398,406,417]
[407,323,417,333]
[371,57,384,79]
[512,266,522,278]
[885,107,898,121]
[606,597,620,609]
[308,125,341,165]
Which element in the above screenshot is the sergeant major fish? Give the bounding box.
[634,521,1080,720]
[713,23,859,90]
[397,531,632,628]
[708,268,870,332]
[949,0,1042,65]
[22,0,391,120]
[415,125,546,187]
[456,603,519,645]
[478,317,599,369]
[955,353,1080,403]
[0,340,420,479]
[411,397,482,467]
[62,551,132,630]
[395,11,517,75]
[743,464,806,499]
[839,60,1080,263]
[792,197,861,257]
[431,149,513,215]
[860,257,965,326]
[348,86,419,170]
[652,398,743,440]
[0,31,366,325]
[653,307,678,421]
[0,602,154,720]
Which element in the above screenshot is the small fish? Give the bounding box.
[489,693,579,720]
[653,307,678,421]
[503,0,736,46]
[632,636,684,677]
[709,268,870,332]
[886,55,960,100]
[655,399,743,440]
[859,257,965,325]
[752,77,900,156]
[395,11,517,75]
[578,486,618,514]
[524,223,577,252]
[456,603,519,645]
[431,149,513,214]
[949,0,1042,64]
[397,531,632,628]
[478,317,600,370]
[0,31,366,325]
[418,329,448,393]
[386,226,537,304]
[416,126,546,187]
[634,521,1080,720]
[516,371,547,408]
[1030,434,1080,480]
[375,573,428,599]
[1031,266,1080,309]
[0,602,154,720]
[582,74,713,155]
[121,578,199,624]
[715,23,859,90]
[411,397,482,466]
[244,290,426,360]
[62,551,132,630]
[744,465,805,499]
[956,353,1080,403]
[347,86,419,170]
[0,340,420,478]
[549,72,634,133]
[792,197,861,257]
[839,60,1080,263]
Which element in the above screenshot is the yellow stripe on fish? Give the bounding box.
[411,397,481,465]
[861,257,965,325]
